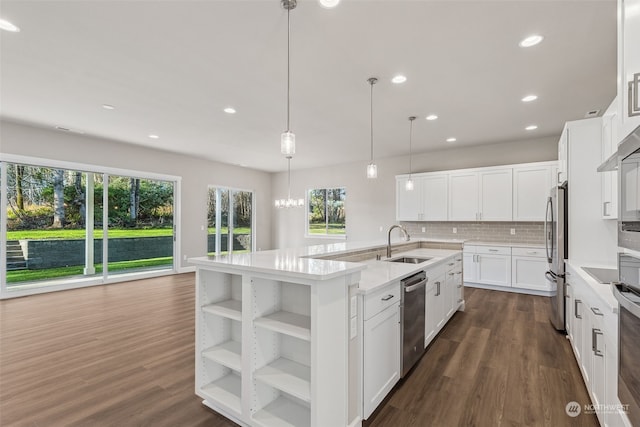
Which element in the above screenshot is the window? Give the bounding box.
[207,186,254,256]
[307,188,346,237]
[1,157,179,296]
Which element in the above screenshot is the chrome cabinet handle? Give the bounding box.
[575,299,582,319]
[457,284,463,289]
[591,306,604,316]
[381,294,394,301]
[435,281,441,296]
[592,328,604,357]
[488,249,498,252]
[448,262,455,266]
[457,298,463,303]
[603,201,611,216]
[557,171,561,183]
[448,272,455,276]
[629,72,640,117]
[526,251,538,255]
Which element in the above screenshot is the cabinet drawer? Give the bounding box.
[463,245,478,254]
[364,282,401,320]
[512,247,545,258]
[476,246,511,256]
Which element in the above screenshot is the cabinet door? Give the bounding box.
[424,281,438,346]
[445,268,457,318]
[396,177,421,221]
[572,292,585,365]
[580,298,592,387]
[422,174,448,220]
[566,282,575,343]
[589,307,606,425]
[477,254,511,287]
[513,165,551,221]
[511,256,550,291]
[363,303,401,419]
[449,172,479,221]
[558,127,568,183]
[434,277,447,330]
[479,169,513,221]
[462,252,477,283]
[619,0,640,140]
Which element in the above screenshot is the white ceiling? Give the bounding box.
[0,0,617,172]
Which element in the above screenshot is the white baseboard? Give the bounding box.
[178,266,196,273]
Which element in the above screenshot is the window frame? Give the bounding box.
[305,186,347,239]
[0,153,181,299]
[207,185,256,256]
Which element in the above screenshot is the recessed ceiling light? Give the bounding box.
[391,75,407,84]
[102,104,115,110]
[426,114,438,121]
[149,134,159,139]
[0,19,20,32]
[319,0,340,8]
[525,125,538,131]
[224,107,236,114]
[446,137,457,143]
[519,35,544,48]
[521,95,538,102]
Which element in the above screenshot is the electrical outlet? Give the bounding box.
[183,255,187,261]
[379,226,383,232]
[453,227,457,234]
[511,228,516,235]
[200,225,204,231]
[421,227,426,233]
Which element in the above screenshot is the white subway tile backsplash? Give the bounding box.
[401,221,544,245]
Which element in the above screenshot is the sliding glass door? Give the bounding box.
[207,186,253,256]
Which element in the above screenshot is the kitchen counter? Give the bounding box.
[566,259,618,313]
[190,239,462,293]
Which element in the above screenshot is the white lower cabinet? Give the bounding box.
[511,247,550,292]
[465,245,551,295]
[362,284,401,419]
[565,264,624,427]
[424,256,464,349]
[464,245,511,288]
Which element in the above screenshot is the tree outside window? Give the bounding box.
[308,188,346,236]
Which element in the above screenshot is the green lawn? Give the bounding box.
[6,257,173,283]
[7,227,251,240]
[308,223,346,235]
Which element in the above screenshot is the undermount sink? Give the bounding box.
[387,256,432,264]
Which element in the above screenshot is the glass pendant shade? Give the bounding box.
[367,163,378,179]
[281,131,295,156]
[405,178,414,191]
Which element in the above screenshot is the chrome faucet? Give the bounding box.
[387,225,410,258]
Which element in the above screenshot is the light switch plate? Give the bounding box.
[421,227,426,233]
[510,228,516,235]
[453,227,457,234]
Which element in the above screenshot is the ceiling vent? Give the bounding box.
[584,109,600,118]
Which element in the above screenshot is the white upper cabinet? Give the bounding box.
[449,168,512,221]
[448,171,479,221]
[558,125,569,184]
[396,177,421,221]
[618,0,640,141]
[421,174,448,221]
[513,164,551,221]
[601,102,619,219]
[478,168,513,221]
[396,161,555,222]
[396,174,448,221]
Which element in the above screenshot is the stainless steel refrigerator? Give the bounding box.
[545,182,568,331]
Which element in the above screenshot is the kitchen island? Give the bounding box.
[189,239,463,427]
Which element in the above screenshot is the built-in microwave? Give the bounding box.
[618,126,640,251]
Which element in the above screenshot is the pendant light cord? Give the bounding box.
[286,7,291,133]
[409,118,413,177]
[287,156,292,199]
[370,81,374,162]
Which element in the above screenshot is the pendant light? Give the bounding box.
[275,156,304,208]
[366,77,378,179]
[280,0,296,156]
[406,116,416,191]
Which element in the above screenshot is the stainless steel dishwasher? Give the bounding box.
[400,270,427,377]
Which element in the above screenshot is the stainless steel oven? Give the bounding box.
[613,254,640,426]
[617,126,640,251]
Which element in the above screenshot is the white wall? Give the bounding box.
[0,120,273,270]
[272,136,558,249]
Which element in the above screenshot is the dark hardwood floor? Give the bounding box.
[365,287,599,427]
[0,276,598,426]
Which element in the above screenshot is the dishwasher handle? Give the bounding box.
[405,279,427,293]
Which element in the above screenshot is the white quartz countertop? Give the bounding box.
[357,248,460,294]
[566,260,618,314]
[189,238,462,290]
